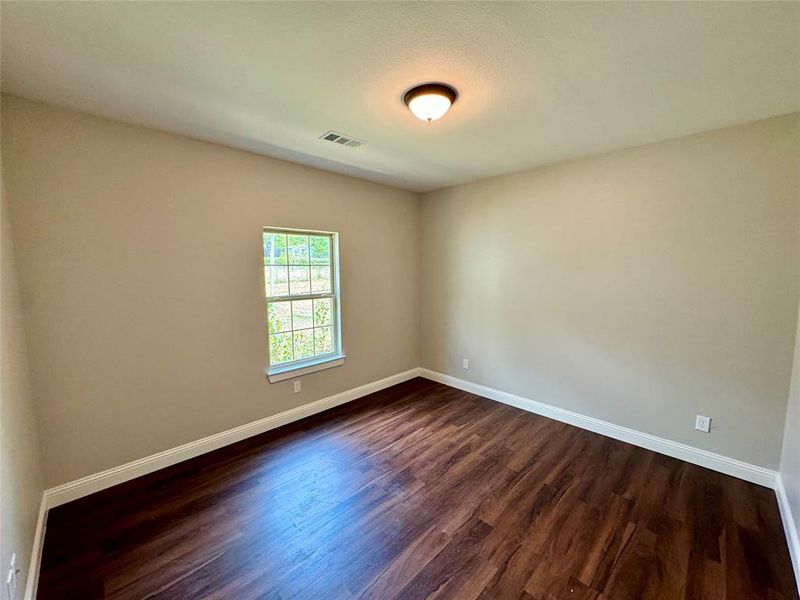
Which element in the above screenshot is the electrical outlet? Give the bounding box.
[5,552,17,600]
[695,415,711,433]
[462,358,469,370]
[293,380,301,394]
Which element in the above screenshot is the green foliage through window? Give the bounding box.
[263,229,338,367]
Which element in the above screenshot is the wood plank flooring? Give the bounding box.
[38,378,798,599]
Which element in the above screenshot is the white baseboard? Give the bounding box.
[23,366,798,597]
[775,473,800,595]
[418,367,800,589]
[43,368,420,509]
[23,368,419,598]
[38,366,780,508]
[23,494,47,600]
[418,368,777,488]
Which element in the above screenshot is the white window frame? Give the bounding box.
[263,226,344,383]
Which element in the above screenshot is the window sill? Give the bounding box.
[266,354,346,383]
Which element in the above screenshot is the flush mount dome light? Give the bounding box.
[403,83,458,122]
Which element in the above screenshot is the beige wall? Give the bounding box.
[3,92,798,490]
[420,114,800,469]
[1,159,44,593]
[1,95,420,487]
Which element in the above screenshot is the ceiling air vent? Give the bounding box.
[320,130,365,148]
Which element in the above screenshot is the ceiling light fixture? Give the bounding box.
[403,83,458,122]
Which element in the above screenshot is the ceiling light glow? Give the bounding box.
[403,83,458,122]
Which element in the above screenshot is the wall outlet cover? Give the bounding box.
[695,415,711,433]
[6,560,17,600]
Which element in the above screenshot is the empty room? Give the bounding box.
[1,2,799,599]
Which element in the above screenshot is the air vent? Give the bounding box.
[319,130,365,148]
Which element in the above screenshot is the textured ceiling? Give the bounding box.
[2,2,798,192]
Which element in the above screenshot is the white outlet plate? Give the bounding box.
[293,380,301,393]
[695,415,711,433]
[462,359,469,370]
[6,553,17,600]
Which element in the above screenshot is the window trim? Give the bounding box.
[267,354,345,383]
[263,226,344,382]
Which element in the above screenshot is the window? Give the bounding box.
[263,227,343,382]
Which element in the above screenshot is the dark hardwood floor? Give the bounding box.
[39,378,797,599]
